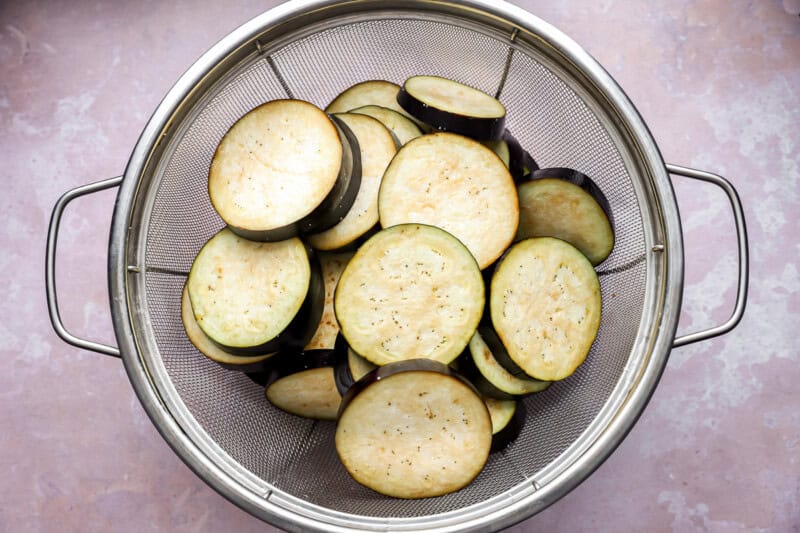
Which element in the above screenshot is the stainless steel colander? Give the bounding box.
[45,0,749,530]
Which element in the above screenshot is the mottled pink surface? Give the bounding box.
[1,0,798,531]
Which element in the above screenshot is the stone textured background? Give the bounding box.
[1,0,798,531]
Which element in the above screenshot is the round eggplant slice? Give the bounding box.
[517,168,614,265]
[397,75,506,140]
[336,359,492,499]
[486,398,525,453]
[335,224,484,366]
[186,228,324,355]
[327,80,407,117]
[266,366,342,421]
[304,252,353,351]
[180,284,279,372]
[208,99,359,241]
[308,113,397,251]
[378,132,518,269]
[349,105,423,146]
[467,329,551,398]
[491,238,602,381]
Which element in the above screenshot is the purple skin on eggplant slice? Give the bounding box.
[396,86,505,141]
[332,333,355,396]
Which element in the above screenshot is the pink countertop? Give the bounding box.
[1,0,798,531]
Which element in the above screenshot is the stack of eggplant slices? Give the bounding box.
[184,75,614,499]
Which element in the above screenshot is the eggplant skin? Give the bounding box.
[397,76,506,140]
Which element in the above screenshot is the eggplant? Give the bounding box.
[377,132,518,269]
[334,224,484,366]
[463,328,550,399]
[208,99,361,242]
[349,105,423,146]
[265,366,342,421]
[335,359,492,498]
[490,238,602,381]
[303,252,353,351]
[517,167,614,265]
[486,398,525,453]
[307,113,397,251]
[180,284,280,372]
[326,80,409,118]
[186,228,324,355]
[397,75,506,140]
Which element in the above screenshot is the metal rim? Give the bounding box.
[108,0,684,530]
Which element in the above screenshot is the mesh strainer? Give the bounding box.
[45,0,749,530]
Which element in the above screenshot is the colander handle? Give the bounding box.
[667,164,749,348]
[46,176,123,358]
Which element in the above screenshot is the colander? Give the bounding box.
[44,0,749,531]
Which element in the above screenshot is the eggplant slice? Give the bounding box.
[336,359,492,499]
[326,80,408,117]
[180,284,278,372]
[517,168,614,265]
[304,252,353,351]
[186,228,323,355]
[466,329,551,399]
[208,99,360,241]
[490,237,602,381]
[266,366,342,421]
[308,113,397,251]
[335,224,484,366]
[378,132,518,269]
[397,75,506,140]
[350,105,423,146]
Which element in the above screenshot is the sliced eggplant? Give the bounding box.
[308,113,397,251]
[490,238,602,381]
[304,252,353,351]
[378,132,518,269]
[466,328,551,399]
[335,359,492,499]
[208,99,360,241]
[348,347,377,381]
[482,139,510,167]
[486,398,524,453]
[326,80,409,118]
[517,168,614,265]
[266,366,341,421]
[186,228,324,355]
[397,75,506,140]
[485,397,517,436]
[180,284,279,372]
[349,105,423,146]
[335,224,484,366]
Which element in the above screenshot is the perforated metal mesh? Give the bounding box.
[137,12,647,523]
